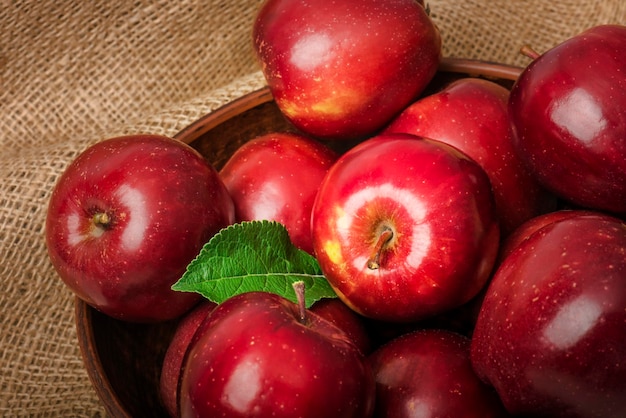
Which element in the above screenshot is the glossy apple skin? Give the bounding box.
[179,291,375,418]
[311,133,500,322]
[508,24,626,215]
[219,132,337,254]
[471,212,626,417]
[160,300,216,418]
[385,77,557,236]
[310,298,372,355]
[368,329,510,418]
[252,0,441,140]
[45,135,235,322]
[498,209,597,262]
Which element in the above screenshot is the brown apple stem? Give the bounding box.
[367,227,394,270]
[92,212,111,229]
[292,281,307,324]
[520,44,541,60]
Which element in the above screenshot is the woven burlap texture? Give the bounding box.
[1,0,624,416]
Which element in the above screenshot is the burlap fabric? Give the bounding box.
[1,0,624,416]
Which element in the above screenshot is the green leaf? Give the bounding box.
[172,220,337,307]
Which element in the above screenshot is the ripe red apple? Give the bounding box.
[252,0,441,140]
[310,298,372,355]
[385,77,557,236]
[508,24,626,215]
[160,300,216,418]
[45,135,235,322]
[219,132,337,254]
[178,288,375,417]
[471,212,626,417]
[498,209,597,262]
[368,329,510,417]
[311,133,500,322]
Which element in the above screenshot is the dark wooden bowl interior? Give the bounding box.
[75,58,521,418]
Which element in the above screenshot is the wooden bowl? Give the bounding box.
[75,58,522,418]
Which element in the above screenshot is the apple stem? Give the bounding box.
[367,227,394,270]
[93,212,111,228]
[520,44,541,60]
[292,281,307,324]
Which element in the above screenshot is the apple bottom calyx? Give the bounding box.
[90,212,111,237]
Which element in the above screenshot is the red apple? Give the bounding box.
[178,288,375,417]
[508,24,626,215]
[310,298,372,355]
[368,329,510,417]
[498,209,597,262]
[385,77,557,236]
[160,300,216,418]
[471,212,626,417]
[45,135,235,322]
[311,133,500,322]
[252,0,441,140]
[219,132,337,254]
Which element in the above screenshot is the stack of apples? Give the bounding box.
[45,0,626,417]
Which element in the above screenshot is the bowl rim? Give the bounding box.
[75,57,523,418]
[173,57,523,145]
[75,298,129,416]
